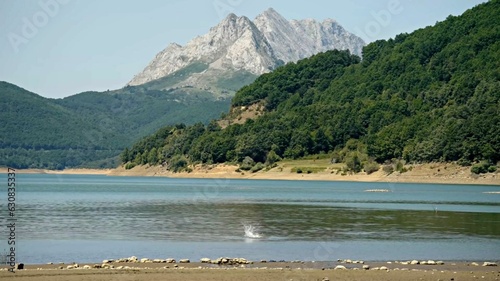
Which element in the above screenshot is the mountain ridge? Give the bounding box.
[127,8,365,89]
[0,80,230,169]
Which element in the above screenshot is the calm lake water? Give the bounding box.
[2,174,499,264]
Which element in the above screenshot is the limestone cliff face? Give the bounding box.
[128,8,365,87]
[254,8,365,63]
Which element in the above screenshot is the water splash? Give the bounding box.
[243,224,262,239]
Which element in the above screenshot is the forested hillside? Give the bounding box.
[0,82,230,169]
[123,1,499,173]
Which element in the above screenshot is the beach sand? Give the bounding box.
[2,261,499,281]
[2,162,499,185]
[7,161,494,185]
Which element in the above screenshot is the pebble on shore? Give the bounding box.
[31,256,494,274]
[334,265,347,270]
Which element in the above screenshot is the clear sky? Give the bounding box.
[0,0,487,98]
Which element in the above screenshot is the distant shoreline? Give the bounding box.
[0,168,112,175]
[2,163,499,185]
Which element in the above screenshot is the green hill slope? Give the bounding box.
[124,1,499,171]
[0,82,230,169]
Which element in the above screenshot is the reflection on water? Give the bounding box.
[4,174,500,262]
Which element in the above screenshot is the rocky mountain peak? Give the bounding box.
[258,7,286,21]
[128,8,365,87]
[208,13,256,45]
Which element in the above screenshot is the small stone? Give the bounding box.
[334,265,347,270]
[14,263,24,270]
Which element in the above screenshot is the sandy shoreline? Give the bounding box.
[2,260,499,281]
[3,162,499,185]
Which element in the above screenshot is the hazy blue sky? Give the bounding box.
[0,0,487,98]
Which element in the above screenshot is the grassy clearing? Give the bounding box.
[290,166,326,174]
[276,156,345,174]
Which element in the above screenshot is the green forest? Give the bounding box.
[122,1,500,174]
[0,81,230,169]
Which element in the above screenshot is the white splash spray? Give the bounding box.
[243,224,262,238]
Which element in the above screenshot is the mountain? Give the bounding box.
[123,1,499,172]
[127,8,365,96]
[0,82,230,169]
[0,9,363,170]
[128,14,277,89]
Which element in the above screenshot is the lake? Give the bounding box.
[2,174,499,264]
